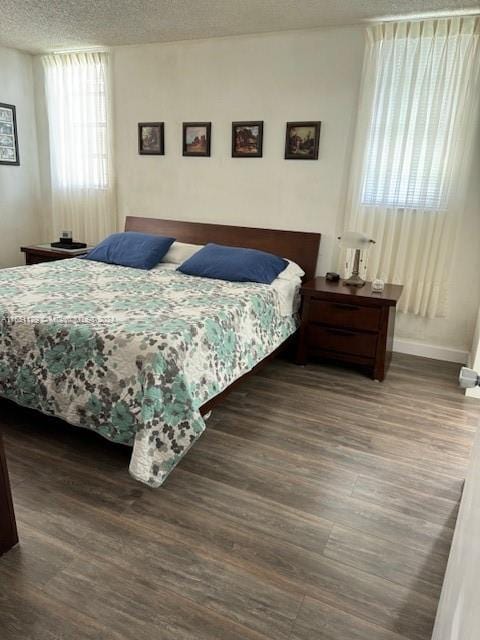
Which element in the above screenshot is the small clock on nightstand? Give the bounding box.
[295,277,403,381]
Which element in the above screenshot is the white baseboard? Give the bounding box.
[393,338,468,364]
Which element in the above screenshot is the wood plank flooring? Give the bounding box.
[1,353,479,640]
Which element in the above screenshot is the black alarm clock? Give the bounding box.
[326,272,340,282]
[50,230,87,250]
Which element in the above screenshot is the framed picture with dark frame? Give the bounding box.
[183,122,211,157]
[232,121,263,158]
[0,103,19,166]
[284,121,321,160]
[138,122,164,155]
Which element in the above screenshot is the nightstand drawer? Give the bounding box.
[25,254,57,265]
[307,325,378,358]
[308,299,381,332]
[21,245,91,265]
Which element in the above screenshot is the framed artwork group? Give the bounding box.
[137,120,321,160]
[0,106,321,168]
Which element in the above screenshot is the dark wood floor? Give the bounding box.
[1,353,479,640]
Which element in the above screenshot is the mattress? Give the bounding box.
[0,259,296,486]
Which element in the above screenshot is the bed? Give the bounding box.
[0,217,320,487]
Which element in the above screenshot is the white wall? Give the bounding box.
[0,46,43,268]
[112,27,365,277]
[112,27,480,360]
[111,27,480,359]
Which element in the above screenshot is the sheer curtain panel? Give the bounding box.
[42,51,116,245]
[343,17,480,317]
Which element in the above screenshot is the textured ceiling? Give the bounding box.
[0,0,479,54]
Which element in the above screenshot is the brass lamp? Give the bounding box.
[338,231,376,287]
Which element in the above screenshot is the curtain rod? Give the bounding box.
[50,46,109,55]
[364,8,480,24]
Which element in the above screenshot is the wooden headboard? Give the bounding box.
[125,216,321,281]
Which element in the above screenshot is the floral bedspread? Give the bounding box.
[0,259,296,486]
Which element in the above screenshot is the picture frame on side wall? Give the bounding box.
[138,122,164,155]
[183,122,211,157]
[284,121,321,160]
[0,103,19,166]
[232,121,263,157]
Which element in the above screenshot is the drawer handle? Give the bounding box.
[325,328,356,336]
[333,303,360,311]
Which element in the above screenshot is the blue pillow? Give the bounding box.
[178,243,288,284]
[84,232,175,270]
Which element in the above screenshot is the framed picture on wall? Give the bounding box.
[138,122,164,155]
[284,121,321,160]
[232,121,263,158]
[0,103,19,166]
[183,122,211,157]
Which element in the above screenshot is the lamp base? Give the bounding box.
[343,274,366,287]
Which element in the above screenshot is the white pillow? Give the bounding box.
[270,275,302,316]
[268,260,303,316]
[278,259,304,281]
[161,241,203,265]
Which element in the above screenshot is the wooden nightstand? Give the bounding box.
[21,244,90,265]
[296,277,403,381]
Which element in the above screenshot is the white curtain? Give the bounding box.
[42,51,116,245]
[343,17,480,317]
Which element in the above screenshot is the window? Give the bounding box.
[360,23,473,211]
[343,18,479,318]
[43,52,111,190]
